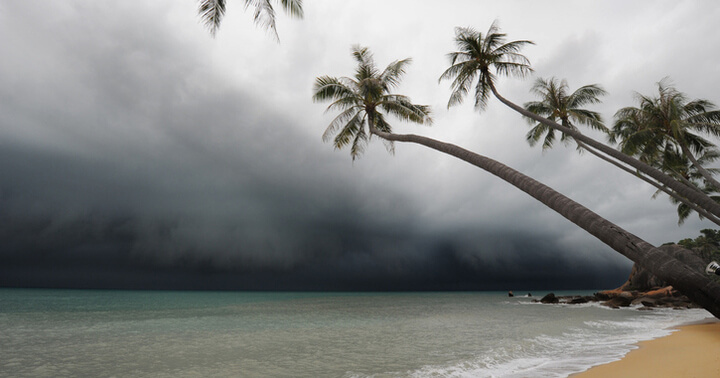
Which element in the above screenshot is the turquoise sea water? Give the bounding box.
[0,289,712,377]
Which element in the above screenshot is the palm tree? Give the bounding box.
[439,21,534,110]
[312,46,432,160]
[315,47,720,318]
[613,80,720,191]
[523,77,608,151]
[439,21,720,219]
[522,78,720,226]
[197,0,303,39]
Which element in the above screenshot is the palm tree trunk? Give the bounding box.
[369,126,720,318]
[576,141,720,226]
[488,84,720,218]
[678,141,720,192]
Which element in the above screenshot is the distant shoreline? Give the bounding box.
[573,319,720,377]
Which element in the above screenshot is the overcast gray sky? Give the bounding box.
[2,1,719,290]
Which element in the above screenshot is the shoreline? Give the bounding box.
[573,319,720,377]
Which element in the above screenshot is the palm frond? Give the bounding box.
[567,84,607,108]
[199,0,303,39]
[198,0,226,37]
[313,76,357,102]
[349,124,368,160]
[280,0,303,18]
[247,0,279,41]
[526,124,557,150]
[493,60,533,78]
[322,108,362,142]
[333,112,364,150]
[493,39,535,55]
[569,108,608,133]
[380,58,412,90]
[374,113,395,155]
[380,95,432,125]
[473,72,495,110]
[441,62,478,108]
[324,96,361,114]
[351,45,376,72]
[523,101,554,121]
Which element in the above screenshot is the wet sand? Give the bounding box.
[575,320,720,377]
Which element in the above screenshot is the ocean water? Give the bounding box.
[0,289,712,377]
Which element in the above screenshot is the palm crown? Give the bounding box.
[523,77,609,150]
[313,46,432,160]
[198,0,303,38]
[439,21,534,110]
[612,80,720,157]
[611,79,720,188]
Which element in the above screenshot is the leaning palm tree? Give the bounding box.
[613,80,720,191]
[523,77,609,151]
[312,46,432,160]
[524,78,720,226]
[439,21,534,110]
[315,47,720,318]
[197,0,303,39]
[439,21,720,219]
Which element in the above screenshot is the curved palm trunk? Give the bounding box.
[488,84,720,218]
[370,126,720,318]
[576,141,720,226]
[678,141,720,192]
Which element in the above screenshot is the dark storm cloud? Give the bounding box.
[0,134,627,290]
[0,1,651,291]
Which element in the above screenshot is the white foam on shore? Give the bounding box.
[400,308,711,378]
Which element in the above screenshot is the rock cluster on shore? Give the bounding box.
[533,288,702,310]
[533,244,708,310]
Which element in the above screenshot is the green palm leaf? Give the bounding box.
[314,46,432,160]
[612,79,720,189]
[440,21,534,111]
[522,77,608,151]
[197,0,303,39]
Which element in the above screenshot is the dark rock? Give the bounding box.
[619,291,637,299]
[602,296,633,308]
[569,297,589,304]
[630,297,657,307]
[537,244,709,310]
[641,299,657,307]
[594,291,613,301]
[621,263,667,292]
[540,293,559,304]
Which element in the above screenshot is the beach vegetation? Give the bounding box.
[676,229,720,262]
[523,77,609,151]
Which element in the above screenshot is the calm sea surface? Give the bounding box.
[0,289,712,377]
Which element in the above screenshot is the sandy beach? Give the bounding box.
[575,320,720,377]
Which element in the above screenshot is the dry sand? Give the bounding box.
[574,320,720,378]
